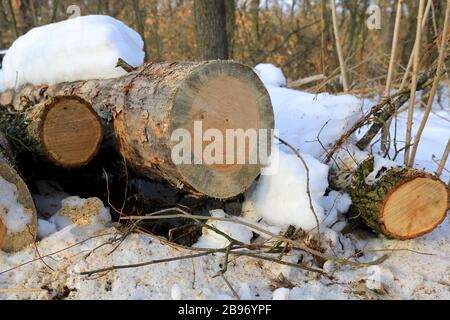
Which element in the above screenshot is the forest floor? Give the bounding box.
[1,86,449,300]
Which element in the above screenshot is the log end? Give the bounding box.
[40,96,103,168]
[380,176,449,240]
[171,60,274,198]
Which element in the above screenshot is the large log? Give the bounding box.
[1,61,274,199]
[0,132,37,252]
[330,145,449,240]
[0,96,103,168]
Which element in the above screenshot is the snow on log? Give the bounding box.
[330,145,449,240]
[0,132,37,252]
[0,15,144,90]
[0,96,103,168]
[1,61,275,199]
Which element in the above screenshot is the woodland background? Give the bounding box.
[1,0,448,96]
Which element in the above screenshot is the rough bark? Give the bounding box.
[1,61,274,199]
[0,132,37,252]
[194,0,229,60]
[0,96,103,168]
[330,147,449,240]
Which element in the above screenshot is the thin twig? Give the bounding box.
[0,233,116,276]
[122,211,389,268]
[404,0,426,166]
[274,135,321,242]
[408,1,450,166]
[116,58,137,73]
[399,0,433,91]
[329,0,349,92]
[381,0,403,154]
[436,138,450,177]
[79,251,218,276]
[220,273,240,300]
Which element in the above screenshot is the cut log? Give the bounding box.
[0,96,103,168]
[0,132,37,252]
[330,147,449,240]
[1,61,275,199]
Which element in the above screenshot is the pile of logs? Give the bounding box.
[0,60,274,251]
[0,60,448,252]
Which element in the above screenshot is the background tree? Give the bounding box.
[194,0,229,60]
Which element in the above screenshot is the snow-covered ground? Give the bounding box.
[0,18,448,300]
[1,65,448,300]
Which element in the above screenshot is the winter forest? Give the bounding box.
[0,0,449,302]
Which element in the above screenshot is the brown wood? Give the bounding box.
[331,152,449,240]
[0,132,37,252]
[0,96,103,168]
[1,61,274,199]
[381,177,448,239]
[40,96,103,168]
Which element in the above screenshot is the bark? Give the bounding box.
[225,0,236,59]
[330,147,448,240]
[0,96,103,168]
[0,132,37,252]
[194,0,229,60]
[1,61,274,199]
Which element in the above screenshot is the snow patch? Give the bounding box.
[37,219,57,239]
[244,149,329,230]
[193,209,253,249]
[254,64,287,87]
[0,177,32,233]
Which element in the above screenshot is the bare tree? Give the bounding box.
[194,0,229,60]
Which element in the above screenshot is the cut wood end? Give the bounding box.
[381,177,449,239]
[171,60,274,198]
[41,96,103,168]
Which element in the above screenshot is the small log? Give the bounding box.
[331,147,449,240]
[1,61,274,199]
[0,132,37,252]
[0,96,103,168]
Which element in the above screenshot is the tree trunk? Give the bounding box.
[224,0,236,59]
[1,61,274,199]
[0,132,37,252]
[0,96,103,168]
[194,0,229,60]
[330,146,449,240]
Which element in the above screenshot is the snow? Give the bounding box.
[171,284,182,300]
[254,64,287,87]
[243,149,329,231]
[254,64,362,159]
[36,195,111,240]
[0,63,449,300]
[0,15,144,90]
[269,87,362,159]
[272,287,290,300]
[243,64,362,231]
[0,177,32,233]
[37,219,57,239]
[193,209,253,249]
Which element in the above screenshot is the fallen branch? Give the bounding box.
[121,209,389,268]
